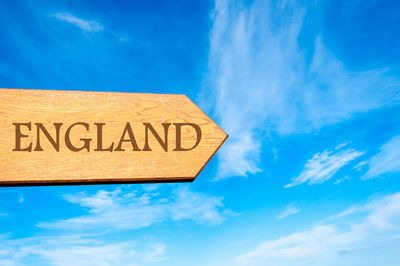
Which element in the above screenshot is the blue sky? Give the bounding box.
[1,0,400,265]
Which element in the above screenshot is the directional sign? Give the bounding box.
[0,89,227,186]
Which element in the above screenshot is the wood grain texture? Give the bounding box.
[0,88,227,186]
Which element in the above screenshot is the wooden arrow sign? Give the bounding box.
[0,89,227,186]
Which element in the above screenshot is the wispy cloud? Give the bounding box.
[333,175,350,185]
[38,185,231,231]
[276,203,300,220]
[353,161,367,171]
[0,185,232,265]
[0,234,165,266]
[236,192,400,265]
[203,0,400,179]
[363,135,400,179]
[143,242,168,263]
[285,144,364,188]
[52,12,104,32]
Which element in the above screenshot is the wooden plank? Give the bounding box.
[0,88,227,186]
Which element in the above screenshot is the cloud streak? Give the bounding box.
[0,234,166,266]
[364,135,400,179]
[276,203,300,220]
[285,144,364,188]
[38,185,231,231]
[52,12,103,32]
[204,0,400,179]
[236,191,400,265]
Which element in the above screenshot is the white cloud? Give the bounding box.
[333,175,350,185]
[363,135,400,179]
[0,234,165,266]
[285,145,364,188]
[143,242,167,263]
[38,185,230,231]
[276,203,300,220]
[0,185,231,265]
[203,0,400,179]
[52,12,103,32]
[353,161,367,171]
[236,192,400,265]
